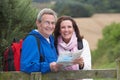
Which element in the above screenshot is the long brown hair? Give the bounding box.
[54,16,83,48]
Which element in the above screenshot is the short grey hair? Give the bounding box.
[37,8,57,22]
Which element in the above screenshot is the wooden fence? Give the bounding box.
[0,58,120,80]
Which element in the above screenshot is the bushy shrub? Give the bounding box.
[92,23,120,68]
[53,0,94,17]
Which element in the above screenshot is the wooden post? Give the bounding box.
[30,72,41,80]
[116,58,120,80]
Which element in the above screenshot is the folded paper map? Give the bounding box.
[57,50,83,67]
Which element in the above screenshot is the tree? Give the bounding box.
[0,0,38,70]
[53,0,94,17]
[92,23,120,68]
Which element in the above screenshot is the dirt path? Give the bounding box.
[74,13,120,50]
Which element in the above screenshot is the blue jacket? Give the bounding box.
[20,30,58,74]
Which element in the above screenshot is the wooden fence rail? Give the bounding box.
[0,58,120,80]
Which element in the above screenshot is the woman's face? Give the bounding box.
[60,20,74,43]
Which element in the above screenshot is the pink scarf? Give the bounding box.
[57,32,79,70]
[57,32,78,54]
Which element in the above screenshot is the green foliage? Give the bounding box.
[87,0,120,13]
[0,0,38,50]
[53,0,94,17]
[0,0,38,70]
[80,0,120,13]
[52,0,120,17]
[32,0,120,17]
[92,23,120,69]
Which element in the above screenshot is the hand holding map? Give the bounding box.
[57,50,83,67]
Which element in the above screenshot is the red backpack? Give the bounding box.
[3,34,41,71]
[3,39,23,71]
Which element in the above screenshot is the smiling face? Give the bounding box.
[36,14,56,38]
[60,20,74,43]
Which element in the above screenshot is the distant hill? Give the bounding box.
[74,13,120,50]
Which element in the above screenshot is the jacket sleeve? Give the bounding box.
[20,36,51,74]
[81,39,92,70]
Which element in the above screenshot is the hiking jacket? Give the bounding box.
[20,29,58,74]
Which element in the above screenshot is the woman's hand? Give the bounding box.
[72,57,84,68]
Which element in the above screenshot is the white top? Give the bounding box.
[81,39,92,70]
